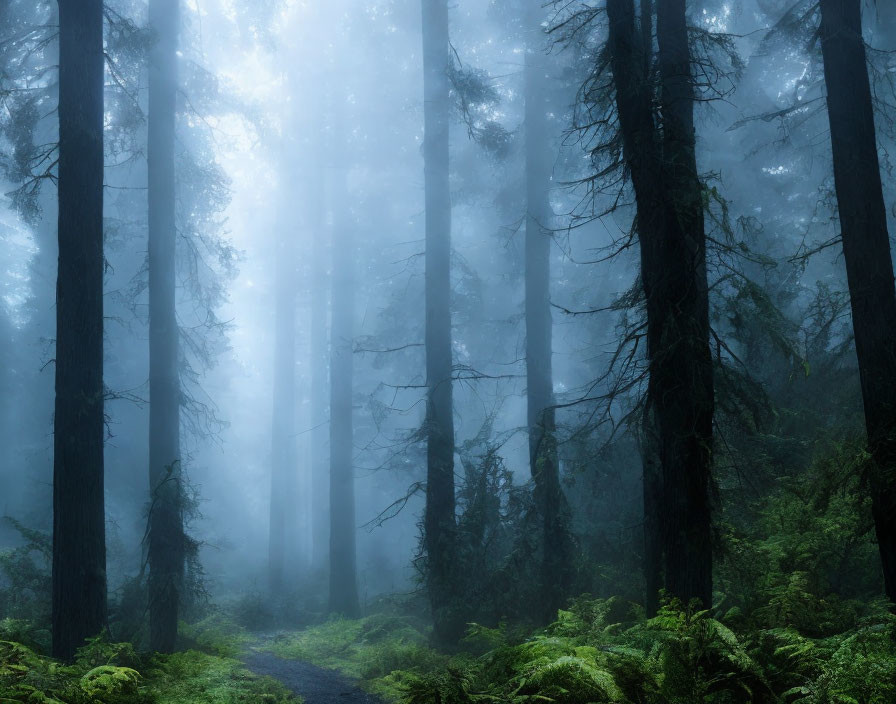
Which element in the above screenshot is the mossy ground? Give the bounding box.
[2,593,894,704]
[145,650,296,704]
[263,611,448,700]
[262,597,896,704]
[0,624,299,704]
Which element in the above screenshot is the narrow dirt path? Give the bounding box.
[244,651,383,704]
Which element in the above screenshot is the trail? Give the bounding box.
[244,650,382,704]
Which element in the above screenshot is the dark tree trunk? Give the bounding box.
[52,0,107,662]
[640,0,653,75]
[606,0,714,610]
[328,167,359,617]
[524,2,570,623]
[148,0,184,654]
[641,409,662,617]
[820,0,896,606]
[421,0,458,645]
[654,0,714,609]
[269,231,298,593]
[606,0,666,615]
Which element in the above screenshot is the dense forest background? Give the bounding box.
[0,0,895,702]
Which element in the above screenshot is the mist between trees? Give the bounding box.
[0,2,895,702]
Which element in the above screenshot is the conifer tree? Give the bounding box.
[147,0,184,653]
[819,0,896,606]
[52,0,107,662]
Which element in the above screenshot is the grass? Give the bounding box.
[176,613,256,658]
[0,629,300,703]
[263,612,448,701]
[146,650,297,704]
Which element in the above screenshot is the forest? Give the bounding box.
[0,0,895,702]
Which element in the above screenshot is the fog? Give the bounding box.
[2,0,896,667]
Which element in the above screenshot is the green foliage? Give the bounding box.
[278,597,894,704]
[396,665,476,704]
[106,577,148,647]
[217,583,322,634]
[79,666,142,701]
[0,639,83,704]
[0,518,52,635]
[719,437,881,638]
[514,654,623,703]
[416,417,569,634]
[0,638,149,704]
[0,638,299,704]
[254,426,894,704]
[223,590,281,632]
[461,623,508,654]
[75,637,142,671]
[638,601,768,703]
[176,613,253,658]
[0,618,51,655]
[267,617,366,673]
[265,611,447,701]
[451,427,544,628]
[753,614,896,704]
[144,650,297,704]
[446,599,765,704]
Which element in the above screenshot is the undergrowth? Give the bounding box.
[0,633,300,703]
[265,596,895,704]
[265,610,448,700]
[176,612,255,658]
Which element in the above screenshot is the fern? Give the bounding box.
[512,655,623,703]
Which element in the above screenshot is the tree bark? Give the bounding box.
[819,0,896,606]
[654,0,714,609]
[641,408,663,617]
[269,229,298,593]
[606,0,666,615]
[328,163,359,617]
[606,0,714,610]
[52,0,107,662]
[524,2,570,623]
[148,0,184,654]
[421,0,458,644]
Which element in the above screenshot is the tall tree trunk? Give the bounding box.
[606,0,714,610]
[328,164,359,617]
[148,0,184,654]
[421,0,458,645]
[637,0,663,620]
[819,0,896,606]
[52,0,107,662]
[269,229,298,593]
[654,0,714,609]
[606,0,666,615]
[641,409,662,616]
[310,137,330,575]
[524,3,570,623]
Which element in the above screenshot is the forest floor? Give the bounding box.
[244,649,381,704]
[237,597,896,704]
[4,596,893,703]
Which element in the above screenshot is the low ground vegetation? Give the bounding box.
[2,428,894,703]
[263,596,895,704]
[0,622,298,703]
